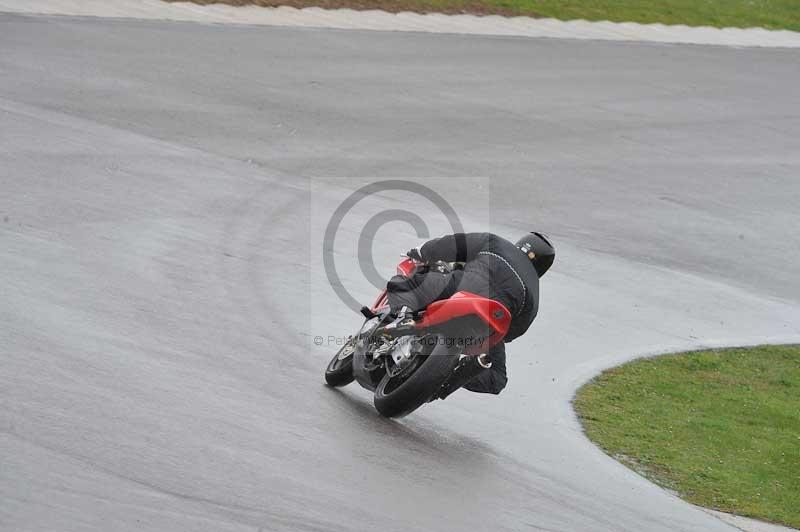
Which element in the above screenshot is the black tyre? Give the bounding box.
[325,339,355,387]
[373,337,460,418]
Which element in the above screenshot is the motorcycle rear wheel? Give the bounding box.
[325,339,356,387]
[373,336,460,418]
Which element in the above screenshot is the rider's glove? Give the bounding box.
[406,247,423,262]
[429,260,452,274]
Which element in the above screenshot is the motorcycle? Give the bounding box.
[324,257,511,417]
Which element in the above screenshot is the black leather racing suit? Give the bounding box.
[386,232,540,395]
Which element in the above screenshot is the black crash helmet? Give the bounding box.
[515,232,555,278]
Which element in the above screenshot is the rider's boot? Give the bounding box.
[433,354,492,400]
[379,306,416,338]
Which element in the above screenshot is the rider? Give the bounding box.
[385,232,555,400]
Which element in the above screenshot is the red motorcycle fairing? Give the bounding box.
[395,257,418,277]
[415,291,511,355]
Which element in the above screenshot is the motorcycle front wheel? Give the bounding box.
[324,338,356,387]
[373,335,460,418]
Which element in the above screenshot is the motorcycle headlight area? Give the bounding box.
[359,317,380,337]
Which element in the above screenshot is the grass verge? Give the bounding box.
[574,345,800,529]
[167,0,800,31]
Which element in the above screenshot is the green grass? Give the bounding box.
[176,0,800,31]
[483,0,800,31]
[574,345,800,528]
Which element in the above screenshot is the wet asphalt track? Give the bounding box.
[2,13,800,532]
